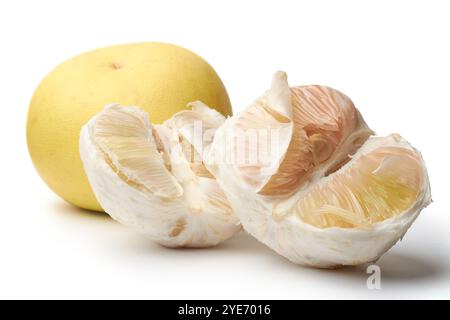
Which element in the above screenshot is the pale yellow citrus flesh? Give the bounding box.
[93,106,182,198]
[27,42,231,211]
[295,147,422,229]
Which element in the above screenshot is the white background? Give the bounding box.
[1,0,449,299]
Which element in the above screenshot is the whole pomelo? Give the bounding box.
[27,42,232,212]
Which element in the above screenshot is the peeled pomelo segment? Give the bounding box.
[80,103,241,248]
[204,71,431,266]
[260,85,373,196]
[295,145,422,229]
[92,104,183,198]
[228,71,373,197]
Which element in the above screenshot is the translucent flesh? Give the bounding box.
[93,106,183,198]
[233,81,371,196]
[260,85,367,196]
[294,147,422,229]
